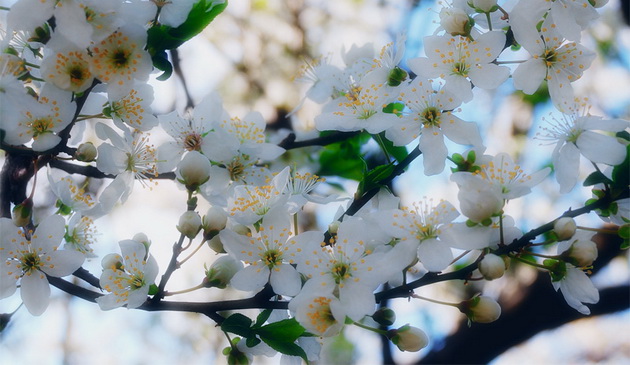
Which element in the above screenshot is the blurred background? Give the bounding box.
[1,0,629,363]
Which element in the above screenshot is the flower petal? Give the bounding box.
[21,271,51,316]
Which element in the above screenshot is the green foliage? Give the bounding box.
[357,162,395,197]
[372,131,408,162]
[317,132,370,181]
[619,224,629,250]
[221,311,308,363]
[583,170,613,187]
[146,0,228,79]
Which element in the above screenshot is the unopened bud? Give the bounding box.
[458,295,501,323]
[207,235,226,253]
[101,253,124,271]
[132,232,151,254]
[204,255,243,289]
[177,211,202,239]
[478,253,507,280]
[12,199,33,227]
[439,7,473,36]
[75,142,97,162]
[177,151,211,190]
[387,324,429,352]
[469,0,499,12]
[203,206,227,239]
[372,307,397,326]
[554,218,576,241]
[564,237,598,267]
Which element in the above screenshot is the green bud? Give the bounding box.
[12,199,32,227]
[372,307,397,326]
[387,66,408,87]
[75,142,97,162]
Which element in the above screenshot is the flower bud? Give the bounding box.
[204,255,243,289]
[177,151,211,190]
[203,206,227,239]
[177,211,202,239]
[564,238,598,267]
[132,232,151,254]
[478,253,507,280]
[101,253,124,271]
[470,0,498,12]
[459,189,503,224]
[387,324,429,352]
[439,7,473,36]
[12,199,33,227]
[458,295,501,323]
[554,217,576,241]
[372,307,397,327]
[207,235,226,253]
[75,142,97,162]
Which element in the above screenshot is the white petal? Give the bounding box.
[21,271,51,316]
[31,214,66,252]
[270,264,302,297]
[40,250,85,277]
[577,132,626,165]
[417,238,453,272]
[419,127,447,175]
[512,59,546,94]
[339,282,376,321]
[469,63,510,90]
[554,142,580,193]
[441,115,483,146]
[230,265,270,293]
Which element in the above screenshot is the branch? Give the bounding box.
[278,131,362,150]
[48,159,176,180]
[375,189,629,302]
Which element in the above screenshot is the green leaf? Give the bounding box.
[147,0,228,55]
[382,102,405,117]
[221,313,254,338]
[358,162,395,196]
[245,336,261,348]
[253,309,272,329]
[372,132,408,163]
[317,133,369,181]
[148,284,159,296]
[583,170,613,187]
[256,318,305,343]
[259,336,309,363]
[611,144,630,189]
[152,50,173,81]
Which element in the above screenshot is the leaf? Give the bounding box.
[382,102,405,117]
[146,0,228,55]
[259,336,309,364]
[372,132,408,163]
[221,313,254,338]
[583,170,613,187]
[357,163,395,197]
[619,224,629,250]
[152,50,173,81]
[611,144,630,190]
[317,133,369,181]
[245,336,261,348]
[256,318,305,343]
[252,309,272,328]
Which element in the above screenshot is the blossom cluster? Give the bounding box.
[0,0,628,362]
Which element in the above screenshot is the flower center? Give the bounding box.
[183,133,203,151]
[331,262,351,284]
[262,249,282,268]
[21,252,41,274]
[29,118,54,136]
[421,107,441,127]
[111,49,131,68]
[452,62,470,76]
